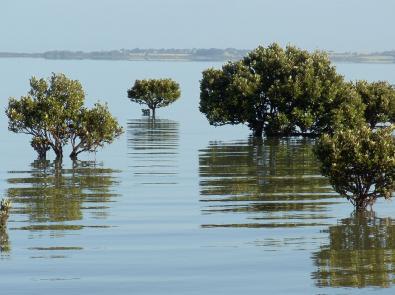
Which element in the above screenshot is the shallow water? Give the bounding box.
[1,59,395,294]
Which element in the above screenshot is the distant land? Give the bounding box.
[1,48,395,63]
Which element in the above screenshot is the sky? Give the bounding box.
[1,0,395,53]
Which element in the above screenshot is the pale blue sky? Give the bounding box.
[1,0,394,52]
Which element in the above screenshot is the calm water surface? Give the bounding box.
[0,59,395,294]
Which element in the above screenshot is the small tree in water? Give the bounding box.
[6,73,123,160]
[314,125,395,210]
[127,78,181,118]
[6,73,85,159]
[69,103,123,160]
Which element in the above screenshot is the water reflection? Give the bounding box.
[6,160,119,254]
[127,118,179,185]
[0,204,10,255]
[312,211,395,288]
[0,224,10,255]
[199,138,337,228]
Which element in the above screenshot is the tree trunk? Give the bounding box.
[54,147,63,160]
[37,150,47,160]
[354,195,376,211]
[69,150,78,160]
[252,124,263,137]
[151,108,156,119]
[355,200,367,211]
[31,138,49,160]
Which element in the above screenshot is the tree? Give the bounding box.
[127,78,181,118]
[69,103,123,159]
[6,73,123,160]
[6,73,85,159]
[200,43,365,137]
[31,136,51,159]
[6,95,50,159]
[314,124,395,210]
[354,80,395,128]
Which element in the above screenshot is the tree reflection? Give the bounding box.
[312,211,395,288]
[0,221,10,255]
[7,160,119,225]
[0,199,11,255]
[127,118,179,185]
[199,137,336,228]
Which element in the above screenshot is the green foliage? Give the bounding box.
[6,73,123,160]
[7,96,45,139]
[354,80,395,128]
[127,78,181,117]
[314,125,395,209]
[69,103,123,159]
[199,62,261,129]
[200,43,365,137]
[30,136,51,159]
[0,199,11,216]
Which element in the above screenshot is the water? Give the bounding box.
[312,211,395,288]
[1,59,395,294]
[199,138,335,229]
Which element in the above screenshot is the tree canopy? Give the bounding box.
[127,78,181,117]
[354,80,395,128]
[200,43,366,137]
[69,103,123,159]
[6,73,123,160]
[314,124,395,210]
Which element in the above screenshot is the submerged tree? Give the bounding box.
[127,78,181,118]
[30,136,51,160]
[6,73,123,160]
[6,95,49,159]
[69,103,123,159]
[6,73,85,159]
[314,124,395,210]
[200,43,365,137]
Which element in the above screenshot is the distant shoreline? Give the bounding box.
[1,49,395,64]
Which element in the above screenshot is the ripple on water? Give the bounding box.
[3,160,120,256]
[312,210,395,288]
[198,137,341,251]
[127,118,180,186]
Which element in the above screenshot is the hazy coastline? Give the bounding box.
[1,48,395,63]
